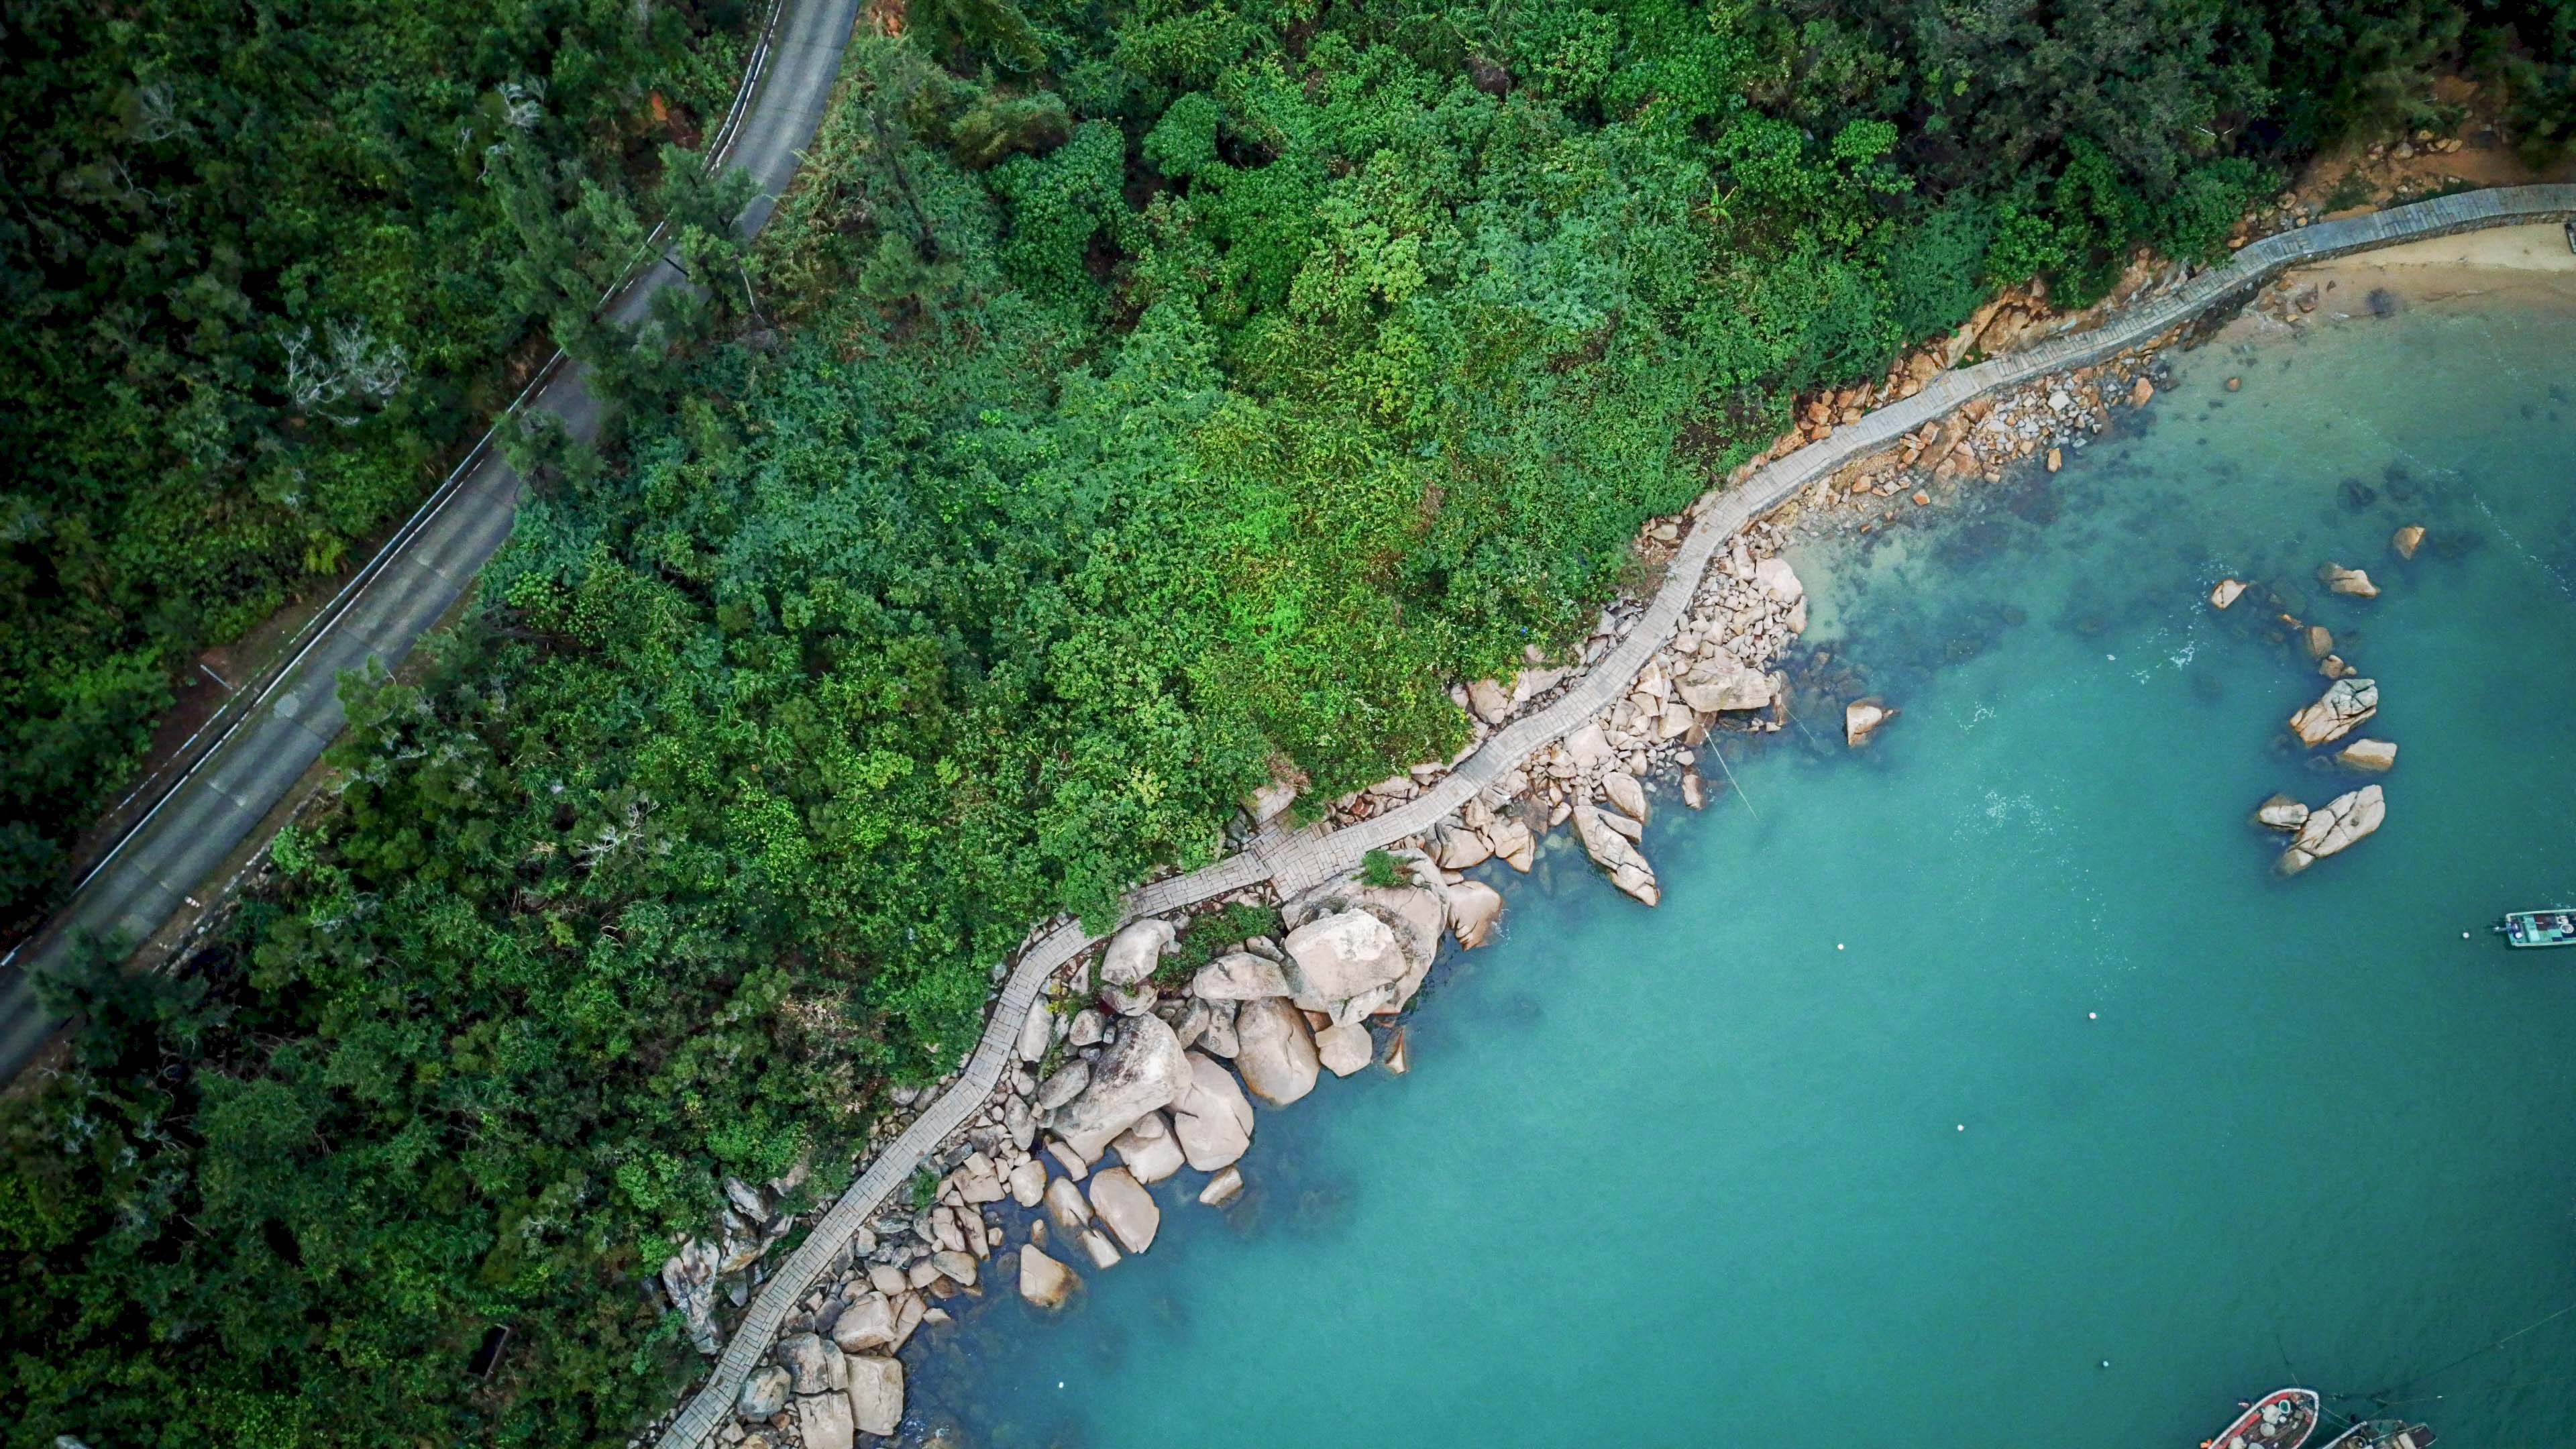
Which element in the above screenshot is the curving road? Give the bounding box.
[651,184,2576,1448]
[0,0,865,1081]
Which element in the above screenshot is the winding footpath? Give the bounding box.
[0,0,865,1081]
[653,183,2576,1446]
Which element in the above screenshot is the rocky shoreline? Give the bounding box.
[641,185,2576,1449]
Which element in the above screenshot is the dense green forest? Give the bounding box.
[6,1,2574,1445]
[0,0,756,930]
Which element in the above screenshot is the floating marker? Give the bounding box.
[2088,1012,2098,1020]
[1836,943,1845,951]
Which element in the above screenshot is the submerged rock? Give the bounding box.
[1018,1246,1077,1308]
[1572,804,1660,906]
[2392,525,2425,559]
[2288,678,2378,747]
[2281,784,2385,875]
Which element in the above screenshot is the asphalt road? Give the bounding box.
[0,0,862,1081]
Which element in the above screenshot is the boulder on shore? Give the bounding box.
[2281,784,2385,875]
[1168,1051,1254,1170]
[1601,769,1649,822]
[1679,655,1778,714]
[1485,816,1536,871]
[799,1388,856,1449]
[1433,824,1493,870]
[2318,562,2381,599]
[2337,738,2398,772]
[1232,996,1320,1105]
[1281,910,1411,1022]
[1110,1110,1185,1184]
[1043,1176,1091,1236]
[1046,1012,1189,1162]
[1754,556,1805,602]
[1098,918,1175,987]
[1087,1167,1161,1254]
[737,1365,792,1420]
[831,1293,896,1352]
[1018,1246,1077,1308]
[2210,578,2247,610]
[845,1355,903,1438]
[1845,697,1895,747]
[1193,951,1292,1001]
[2288,678,2378,747]
[2392,525,2425,560]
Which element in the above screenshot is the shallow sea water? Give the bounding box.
[912,289,2576,1448]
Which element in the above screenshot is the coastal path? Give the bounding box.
[0,0,867,1081]
[652,183,2576,1447]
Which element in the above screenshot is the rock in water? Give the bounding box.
[1047,1013,1189,1161]
[1316,1021,1373,1077]
[2280,784,2386,875]
[1446,879,1505,948]
[1198,1167,1245,1206]
[738,1365,792,1420]
[799,1387,857,1449]
[1019,1246,1077,1307]
[1007,1158,1046,1208]
[1077,1228,1122,1270]
[2392,525,2425,559]
[1383,1026,1411,1075]
[1845,697,1895,747]
[2210,578,2247,610]
[1572,805,1660,906]
[930,1250,977,1287]
[2318,562,2381,598]
[1484,816,1535,871]
[2337,738,2398,771]
[1680,772,1705,809]
[1043,1176,1091,1235]
[1232,997,1321,1104]
[1168,1051,1254,1169]
[1281,910,1411,1022]
[1098,918,1175,987]
[2302,624,2334,659]
[1110,1110,1185,1184]
[845,1355,904,1438]
[2318,654,2355,680]
[2253,794,2310,830]
[2288,678,2378,747]
[1087,1167,1161,1254]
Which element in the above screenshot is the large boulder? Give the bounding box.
[2392,525,2424,560]
[846,1355,904,1438]
[1350,883,1446,1013]
[1845,697,1894,747]
[659,1238,723,1355]
[1007,1158,1046,1208]
[1446,879,1505,949]
[1433,824,1493,870]
[777,1334,845,1395]
[2337,738,2398,772]
[1110,1110,1185,1184]
[1018,1246,1077,1309]
[1485,816,1535,871]
[830,1293,896,1352]
[1168,1051,1254,1170]
[1679,655,1778,714]
[1281,910,1411,1022]
[1014,1000,1053,1062]
[1043,1176,1091,1236]
[1600,769,1648,822]
[2288,678,2378,747]
[1098,918,1176,988]
[1754,556,1805,602]
[1232,997,1321,1105]
[1087,1167,1162,1254]
[1572,805,1660,906]
[799,1388,856,1449]
[1046,1013,1189,1162]
[2281,784,2386,875]
[738,1364,792,1420]
[1192,951,1292,1002]
[1035,1060,1089,1112]
[1197,997,1241,1058]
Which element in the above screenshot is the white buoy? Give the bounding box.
[2088,1012,2098,1020]
[1837,943,1845,951]
[1956,1124,1965,1132]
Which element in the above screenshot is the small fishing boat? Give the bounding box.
[2317,1420,2436,1449]
[2496,909,2576,949]
[2200,1388,2322,1449]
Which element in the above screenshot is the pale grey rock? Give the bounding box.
[1600,769,1648,822]
[1077,1228,1122,1270]
[1168,1051,1254,1171]
[2254,794,2310,830]
[2282,784,2385,874]
[1197,997,1240,1058]
[830,1293,895,1352]
[930,1250,977,1287]
[845,1355,903,1438]
[2318,562,2381,598]
[1087,1167,1162,1254]
[1197,1167,1244,1206]
[1007,1158,1046,1208]
[1110,1110,1185,1184]
[1232,997,1320,1105]
[798,1388,855,1449]
[1014,1000,1052,1061]
[1679,655,1776,713]
[1018,1246,1077,1308]
[1466,677,1513,724]
[1036,1061,1089,1112]
[1101,979,1157,1017]
[1044,1177,1091,1236]
[1281,910,1409,1022]
[2289,678,2377,747]
[660,1237,723,1355]
[1193,951,1291,1002]
[1484,816,1535,871]
[2337,738,2397,771]
[1316,1021,1373,1077]
[1562,720,1614,769]
[1433,824,1493,870]
[1099,918,1177,987]
[1572,805,1660,906]
[1845,697,1894,747]
[1446,879,1504,948]
[1046,1013,1189,1161]
[1067,1008,1106,1048]
[1755,556,1804,602]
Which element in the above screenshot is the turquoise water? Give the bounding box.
[916,289,2576,1447]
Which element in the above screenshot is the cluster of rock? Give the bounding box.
[2219,527,2426,875]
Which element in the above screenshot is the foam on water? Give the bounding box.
[917,290,2576,1448]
